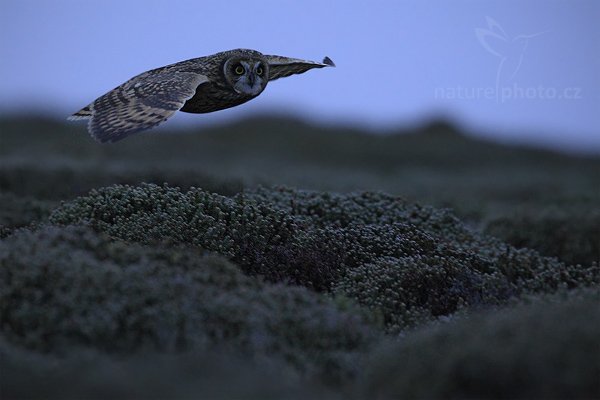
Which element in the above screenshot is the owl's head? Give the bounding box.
[223,52,269,96]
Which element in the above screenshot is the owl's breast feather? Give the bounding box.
[179,83,258,114]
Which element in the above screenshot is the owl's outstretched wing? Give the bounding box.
[68,71,210,143]
[264,55,335,81]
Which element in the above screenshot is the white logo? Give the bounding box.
[476,16,548,90]
[433,18,580,103]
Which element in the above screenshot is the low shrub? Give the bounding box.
[0,225,375,382]
[361,288,600,399]
[48,184,600,333]
[0,192,54,237]
[485,208,600,266]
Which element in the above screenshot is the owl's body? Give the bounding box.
[180,75,255,114]
[69,49,334,142]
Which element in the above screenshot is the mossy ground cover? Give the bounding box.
[1,117,599,398]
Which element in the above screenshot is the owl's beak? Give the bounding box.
[234,72,262,95]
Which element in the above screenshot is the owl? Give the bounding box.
[68,49,335,143]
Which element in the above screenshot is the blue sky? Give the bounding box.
[1,0,599,152]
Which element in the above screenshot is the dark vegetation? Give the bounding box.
[1,116,599,399]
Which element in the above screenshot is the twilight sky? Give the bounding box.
[1,0,599,152]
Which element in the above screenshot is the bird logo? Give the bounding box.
[475,17,548,92]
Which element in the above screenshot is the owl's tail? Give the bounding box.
[67,105,93,120]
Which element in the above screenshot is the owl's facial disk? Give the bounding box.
[228,59,266,96]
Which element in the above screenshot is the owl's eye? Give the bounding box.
[256,66,264,76]
[234,65,245,75]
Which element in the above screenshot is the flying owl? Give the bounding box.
[68,49,335,143]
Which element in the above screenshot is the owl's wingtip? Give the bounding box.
[322,56,335,67]
[68,105,93,121]
[67,115,90,121]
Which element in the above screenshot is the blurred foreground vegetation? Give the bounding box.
[1,116,599,399]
